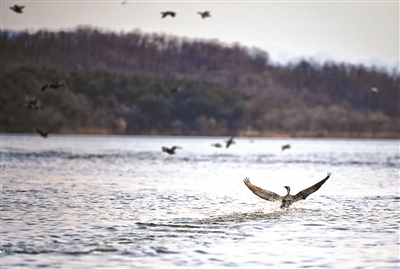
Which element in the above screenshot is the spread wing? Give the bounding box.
[171,146,181,151]
[243,178,283,202]
[226,136,234,148]
[292,172,331,202]
[36,128,48,137]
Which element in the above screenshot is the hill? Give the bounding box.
[1,27,399,137]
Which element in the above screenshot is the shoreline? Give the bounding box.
[1,130,399,139]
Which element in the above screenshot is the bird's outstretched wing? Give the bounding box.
[171,146,182,151]
[243,178,283,202]
[292,172,331,202]
[36,128,47,137]
[161,11,175,18]
[226,136,235,148]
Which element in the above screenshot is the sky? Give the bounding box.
[1,0,399,68]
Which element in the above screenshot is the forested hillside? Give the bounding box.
[2,67,250,135]
[1,27,399,137]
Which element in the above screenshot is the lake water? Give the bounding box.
[1,135,399,268]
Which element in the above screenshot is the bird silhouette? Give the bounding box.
[281,144,291,151]
[162,146,182,155]
[198,11,211,19]
[211,143,222,148]
[36,128,52,138]
[170,86,182,93]
[161,11,176,18]
[243,172,332,208]
[226,136,235,148]
[27,99,42,109]
[29,99,38,105]
[41,82,65,92]
[19,99,42,110]
[10,5,24,13]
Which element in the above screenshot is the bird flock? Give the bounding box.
[9,3,294,152]
[10,4,211,19]
[9,3,212,141]
[9,2,333,208]
[19,80,64,137]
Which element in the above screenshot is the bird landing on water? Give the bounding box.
[243,172,331,208]
[162,146,182,155]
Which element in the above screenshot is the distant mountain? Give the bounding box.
[0,30,22,38]
[268,48,397,72]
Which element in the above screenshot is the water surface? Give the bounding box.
[2,135,399,268]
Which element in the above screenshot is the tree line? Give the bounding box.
[1,27,399,137]
[1,67,249,135]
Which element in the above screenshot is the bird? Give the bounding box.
[18,99,42,110]
[27,99,42,110]
[121,0,127,5]
[211,143,222,148]
[198,11,211,19]
[29,99,38,105]
[170,86,181,93]
[10,5,24,13]
[36,128,51,138]
[41,82,65,92]
[162,146,182,155]
[226,136,235,148]
[243,172,331,208]
[281,144,291,151]
[371,87,379,93]
[161,11,176,18]
[50,82,64,89]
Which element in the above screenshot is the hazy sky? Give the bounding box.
[1,0,399,67]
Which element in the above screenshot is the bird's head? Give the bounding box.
[284,186,290,195]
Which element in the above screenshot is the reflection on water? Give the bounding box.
[1,135,399,268]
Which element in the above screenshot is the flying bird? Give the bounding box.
[51,82,64,89]
[41,82,65,92]
[18,99,42,110]
[10,5,24,13]
[162,146,182,155]
[27,99,42,110]
[161,11,176,18]
[226,136,235,148]
[243,172,331,208]
[211,143,222,148]
[170,86,182,93]
[36,128,51,138]
[29,99,38,105]
[198,11,211,19]
[281,144,291,151]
